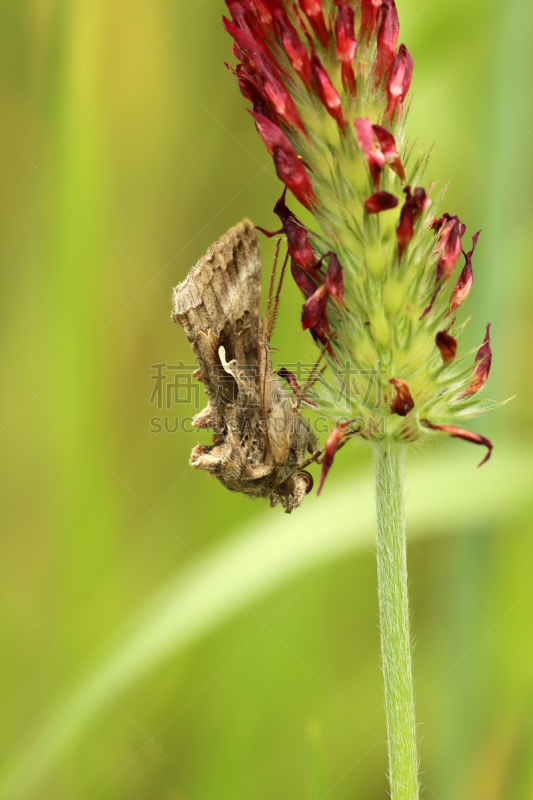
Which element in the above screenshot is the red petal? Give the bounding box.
[335,3,357,64]
[355,117,385,188]
[398,45,414,102]
[302,283,329,331]
[355,116,373,154]
[250,110,281,156]
[270,5,313,89]
[262,70,307,134]
[411,187,431,218]
[396,186,430,259]
[463,323,492,396]
[449,263,473,314]
[253,0,277,33]
[360,0,382,41]
[364,190,398,213]
[278,367,302,394]
[273,146,315,210]
[436,331,457,363]
[448,230,480,313]
[325,253,345,303]
[390,378,414,416]
[223,16,279,77]
[235,65,279,124]
[422,421,493,467]
[273,193,317,269]
[437,225,462,279]
[279,367,318,407]
[341,62,357,98]
[396,188,414,259]
[298,0,330,48]
[223,17,307,136]
[376,0,399,84]
[385,43,413,121]
[291,257,319,299]
[372,125,406,180]
[475,322,491,365]
[317,422,349,496]
[226,2,268,46]
[433,213,469,280]
[421,216,471,319]
[434,213,467,239]
[311,53,346,133]
[251,113,317,208]
[281,227,316,270]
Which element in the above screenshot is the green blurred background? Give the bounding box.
[1,0,533,798]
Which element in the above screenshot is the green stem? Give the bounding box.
[373,440,419,800]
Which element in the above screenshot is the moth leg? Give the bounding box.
[296,340,332,410]
[298,428,359,472]
[299,445,326,469]
[190,442,229,471]
[192,403,216,429]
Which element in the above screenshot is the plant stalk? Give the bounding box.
[373,440,419,800]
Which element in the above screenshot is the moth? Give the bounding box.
[172,219,321,513]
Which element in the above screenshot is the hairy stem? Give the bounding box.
[373,440,419,800]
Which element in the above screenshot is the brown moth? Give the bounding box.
[172,219,320,513]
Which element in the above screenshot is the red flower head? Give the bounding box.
[221,0,502,491]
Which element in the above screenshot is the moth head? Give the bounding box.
[275,476,296,497]
[272,470,314,514]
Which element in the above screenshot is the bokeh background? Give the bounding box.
[1,1,533,798]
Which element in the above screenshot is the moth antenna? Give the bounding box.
[262,238,282,347]
[261,240,284,458]
[262,242,290,459]
[297,336,334,409]
[264,248,290,346]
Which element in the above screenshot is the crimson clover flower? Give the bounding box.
[224,0,506,490]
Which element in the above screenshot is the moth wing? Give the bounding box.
[173,220,262,409]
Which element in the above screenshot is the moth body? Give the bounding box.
[173,220,318,513]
